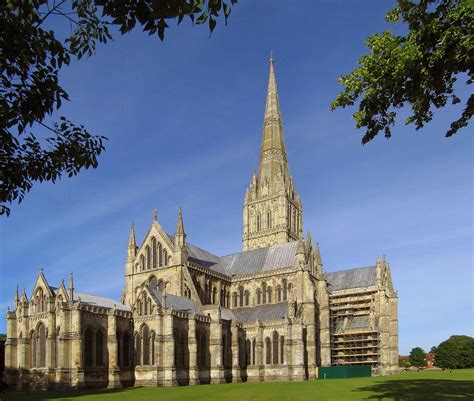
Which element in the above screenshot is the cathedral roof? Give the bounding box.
[186,242,221,268]
[326,266,376,292]
[150,287,202,314]
[232,302,288,323]
[51,286,131,311]
[210,241,298,276]
[73,291,131,311]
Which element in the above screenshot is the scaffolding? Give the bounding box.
[329,291,381,369]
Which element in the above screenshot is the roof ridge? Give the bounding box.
[326,265,375,275]
[221,240,296,259]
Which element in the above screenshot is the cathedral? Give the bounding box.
[4,57,399,390]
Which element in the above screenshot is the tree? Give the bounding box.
[434,335,474,369]
[1,0,236,216]
[0,333,6,341]
[409,347,426,368]
[331,0,473,144]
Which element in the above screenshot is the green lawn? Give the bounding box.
[3,369,474,401]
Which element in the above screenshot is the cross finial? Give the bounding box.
[153,209,158,221]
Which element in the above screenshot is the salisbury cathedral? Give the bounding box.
[4,57,399,389]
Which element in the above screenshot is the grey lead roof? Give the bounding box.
[326,266,376,292]
[221,308,236,321]
[151,288,202,315]
[186,243,221,268]
[211,242,298,276]
[50,286,130,311]
[232,302,288,323]
[74,291,131,311]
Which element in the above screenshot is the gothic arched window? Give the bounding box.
[244,290,250,306]
[252,338,257,365]
[55,326,60,368]
[163,249,168,266]
[140,255,145,271]
[262,283,267,304]
[150,331,155,365]
[146,245,151,270]
[30,330,36,368]
[276,285,282,302]
[212,287,217,304]
[123,331,131,367]
[116,330,121,367]
[267,210,272,229]
[282,279,288,301]
[95,329,105,366]
[149,276,158,292]
[272,331,279,364]
[232,292,238,308]
[158,243,163,267]
[152,237,157,268]
[265,337,271,365]
[239,286,244,307]
[141,324,150,365]
[84,327,93,367]
[267,287,272,303]
[37,323,46,368]
[134,331,141,365]
[245,339,251,365]
[280,336,285,364]
[256,288,261,305]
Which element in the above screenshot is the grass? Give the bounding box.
[2,369,473,401]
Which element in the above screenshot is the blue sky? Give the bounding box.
[1,1,472,355]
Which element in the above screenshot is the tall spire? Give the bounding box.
[258,53,288,184]
[242,55,303,251]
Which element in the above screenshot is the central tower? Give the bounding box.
[242,55,303,251]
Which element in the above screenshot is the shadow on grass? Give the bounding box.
[356,379,474,400]
[2,387,143,401]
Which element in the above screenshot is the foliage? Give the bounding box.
[331,0,473,144]
[409,347,426,367]
[1,0,236,216]
[399,357,411,368]
[434,335,474,369]
[0,333,6,341]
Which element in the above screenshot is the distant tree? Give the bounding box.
[434,335,474,369]
[430,346,438,354]
[399,357,411,368]
[0,333,6,341]
[1,0,237,216]
[331,0,473,144]
[409,347,426,368]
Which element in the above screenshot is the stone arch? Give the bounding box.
[265,337,271,365]
[140,324,150,365]
[272,331,279,364]
[149,275,158,292]
[151,237,157,268]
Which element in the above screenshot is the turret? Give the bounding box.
[296,239,306,269]
[68,272,74,303]
[14,285,19,309]
[174,207,188,265]
[127,221,137,260]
